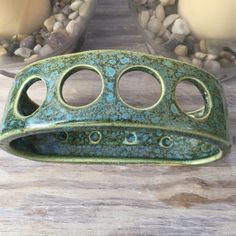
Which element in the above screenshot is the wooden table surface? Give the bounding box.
[0,0,236,235]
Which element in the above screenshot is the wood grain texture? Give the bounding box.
[0,0,236,235]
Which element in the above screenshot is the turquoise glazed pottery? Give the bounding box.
[0,50,232,164]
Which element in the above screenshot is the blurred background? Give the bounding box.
[0,0,235,235]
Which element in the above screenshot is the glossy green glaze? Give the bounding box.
[0,50,232,164]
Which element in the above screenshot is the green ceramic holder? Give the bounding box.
[0,50,232,164]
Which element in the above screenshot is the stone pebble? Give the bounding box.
[33,44,42,54]
[47,30,69,49]
[139,10,150,28]
[199,40,208,53]
[0,0,94,62]
[44,16,56,32]
[0,46,7,56]
[155,4,165,21]
[147,16,162,34]
[20,36,35,49]
[163,14,179,28]
[192,58,203,68]
[204,60,221,73]
[171,19,190,36]
[70,0,83,11]
[54,13,66,22]
[137,0,148,5]
[79,1,92,17]
[160,0,175,6]
[14,47,32,58]
[195,52,207,60]
[66,17,83,36]
[174,44,188,57]
[53,21,64,31]
[219,51,235,61]
[39,44,54,58]
[136,0,236,75]
[68,11,79,20]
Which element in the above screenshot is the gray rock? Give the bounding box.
[39,44,54,58]
[62,5,72,15]
[70,0,83,11]
[206,54,218,60]
[162,29,171,40]
[33,44,42,54]
[144,29,155,39]
[163,14,179,28]
[147,16,162,34]
[139,10,150,28]
[20,36,35,49]
[44,16,56,32]
[53,21,64,31]
[54,13,66,22]
[79,2,91,18]
[160,0,172,6]
[174,44,188,57]
[199,39,208,53]
[219,58,232,66]
[69,11,79,20]
[172,19,190,35]
[195,52,207,60]
[204,60,221,73]
[157,24,165,36]
[219,51,235,61]
[155,4,165,21]
[14,47,32,58]
[62,19,70,27]
[47,31,68,49]
[154,37,164,45]
[66,18,83,36]
[160,35,185,56]
[192,58,203,68]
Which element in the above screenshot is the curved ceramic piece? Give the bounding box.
[0,50,232,164]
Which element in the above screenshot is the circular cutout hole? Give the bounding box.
[89,131,102,144]
[126,133,137,143]
[160,136,173,148]
[118,68,162,109]
[56,132,68,142]
[62,68,103,107]
[18,78,47,117]
[175,79,209,118]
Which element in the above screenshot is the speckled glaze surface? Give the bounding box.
[0,50,232,164]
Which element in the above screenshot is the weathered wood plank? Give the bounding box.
[0,0,236,235]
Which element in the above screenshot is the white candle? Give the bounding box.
[178,0,236,40]
[0,0,51,39]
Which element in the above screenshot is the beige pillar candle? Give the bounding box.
[178,0,236,40]
[0,0,51,39]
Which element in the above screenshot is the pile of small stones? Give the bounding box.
[0,0,94,63]
[136,0,236,74]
